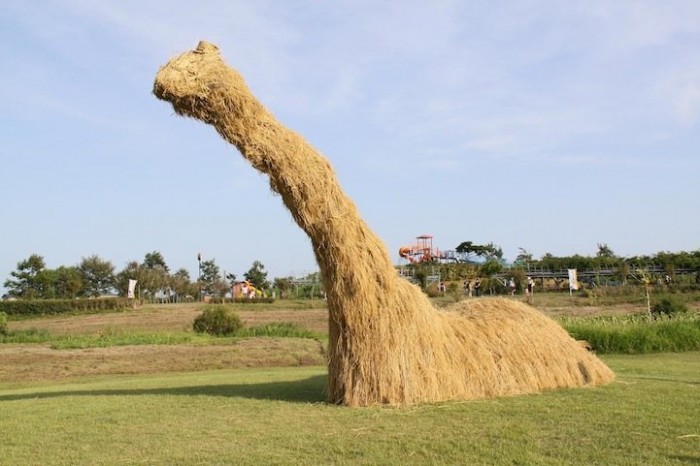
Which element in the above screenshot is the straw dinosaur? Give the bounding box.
[153,41,614,406]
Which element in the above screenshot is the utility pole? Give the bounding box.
[197,252,202,302]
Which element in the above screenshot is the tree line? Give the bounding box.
[5,244,699,300]
[451,242,700,273]
[409,243,700,289]
[514,244,700,275]
[2,252,272,302]
[453,242,700,273]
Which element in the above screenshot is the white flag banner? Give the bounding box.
[127,279,138,299]
[568,269,578,291]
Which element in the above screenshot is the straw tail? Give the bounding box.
[153,41,614,406]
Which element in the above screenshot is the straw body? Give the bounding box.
[154,41,614,406]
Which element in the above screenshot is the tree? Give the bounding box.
[615,262,631,286]
[143,251,169,273]
[115,261,144,298]
[3,254,47,298]
[140,251,171,301]
[593,243,621,270]
[53,266,83,299]
[481,260,503,277]
[211,278,231,298]
[514,248,533,266]
[199,259,221,296]
[455,241,503,263]
[170,268,192,301]
[143,268,171,301]
[78,255,116,297]
[244,260,269,290]
[596,243,615,258]
[273,276,294,298]
[480,259,504,294]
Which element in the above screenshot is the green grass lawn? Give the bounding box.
[1,353,699,465]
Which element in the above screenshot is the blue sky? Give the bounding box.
[1,1,699,288]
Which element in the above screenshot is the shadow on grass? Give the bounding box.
[631,375,700,385]
[668,455,700,464]
[0,375,328,404]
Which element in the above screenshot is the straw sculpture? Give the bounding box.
[153,41,615,406]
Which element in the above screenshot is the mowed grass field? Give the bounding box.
[2,299,699,465]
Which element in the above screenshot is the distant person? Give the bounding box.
[474,278,482,297]
[508,278,516,295]
[526,277,535,303]
[464,280,472,297]
[439,282,446,294]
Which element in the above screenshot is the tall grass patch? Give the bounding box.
[0,328,52,344]
[0,311,8,335]
[236,322,322,340]
[562,314,700,354]
[0,328,208,348]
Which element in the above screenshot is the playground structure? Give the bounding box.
[232,280,262,300]
[154,41,614,407]
[398,234,457,264]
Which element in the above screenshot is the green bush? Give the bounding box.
[651,296,688,319]
[192,306,242,336]
[0,312,8,335]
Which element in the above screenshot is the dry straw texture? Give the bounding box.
[153,41,614,406]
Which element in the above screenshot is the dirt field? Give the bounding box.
[0,299,672,386]
[0,339,325,385]
[2,304,329,385]
[7,304,330,336]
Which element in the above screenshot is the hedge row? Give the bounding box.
[0,298,132,317]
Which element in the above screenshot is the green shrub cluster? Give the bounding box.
[651,296,688,318]
[192,306,243,336]
[0,312,8,335]
[0,298,131,317]
[562,314,700,354]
